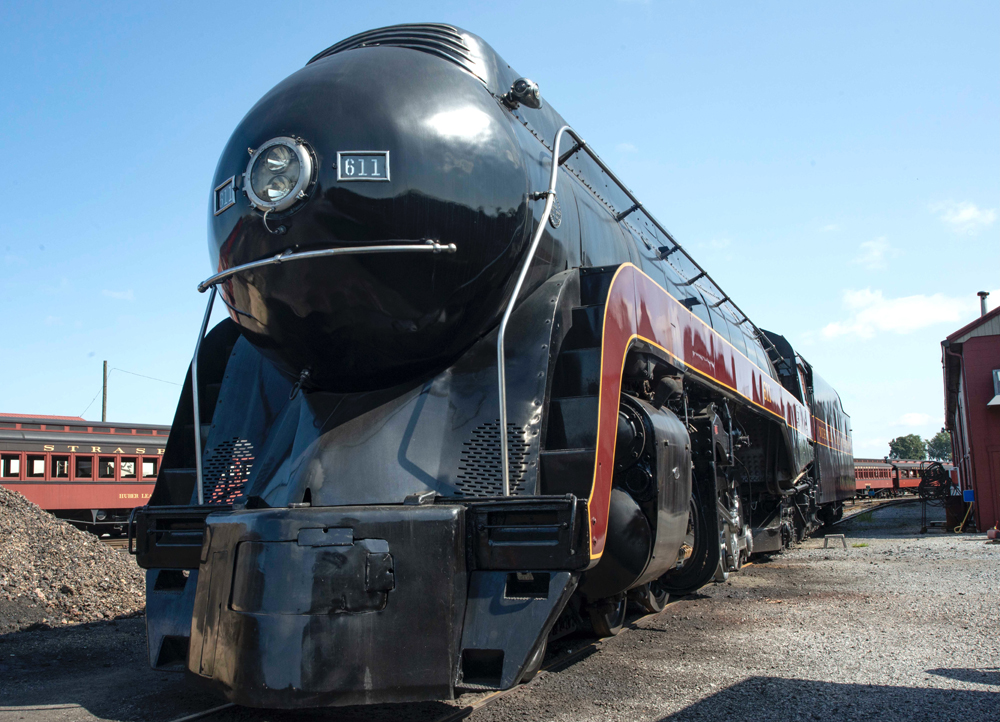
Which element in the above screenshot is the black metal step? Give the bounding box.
[545,396,599,450]
[561,306,604,351]
[579,266,619,306]
[551,348,601,398]
[158,467,196,486]
[181,424,213,449]
[539,449,596,497]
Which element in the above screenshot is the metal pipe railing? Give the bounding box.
[191,286,217,506]
[197,240,456,293]
[498,124,581,496]
[189,239,458,504]
[551,126,782,364]
[498,120,785,495]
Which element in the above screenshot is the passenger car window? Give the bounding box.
[142,458,158,479]
[98,456,116,479]
[1,454,21,478]
[52,456,69,478]
[75,456,94,479]
[27,455,45,478]
[120,457,137,479]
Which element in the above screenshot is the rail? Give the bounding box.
[498,124,781,496]
[189,240,457,504]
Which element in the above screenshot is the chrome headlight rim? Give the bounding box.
[244,136,314,213]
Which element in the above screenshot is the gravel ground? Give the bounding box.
[0,488,145,634]
[1,500,997,722]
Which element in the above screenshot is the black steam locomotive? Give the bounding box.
[133,24,853,708]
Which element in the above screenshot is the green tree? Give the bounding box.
[927,429,952,462]
[888,434,927,460]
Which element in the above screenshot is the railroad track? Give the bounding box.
[100,537,130,550]
[833,497,916,527]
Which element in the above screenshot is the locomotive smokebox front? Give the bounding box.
[208,36,531,391]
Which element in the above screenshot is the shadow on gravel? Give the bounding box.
[0,616,221,722]
[826,501,947,540]
[221,701,460,722]
[926,667,1000,686]
[658,677,998,722]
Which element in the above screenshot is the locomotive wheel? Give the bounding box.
[519,637,548,684]
[659,494,719,597]
[630,580,669,614]
[588,594,627,638]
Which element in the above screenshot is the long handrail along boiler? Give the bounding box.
[133,23,853,709]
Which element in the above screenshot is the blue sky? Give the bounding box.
[1,1,996,458]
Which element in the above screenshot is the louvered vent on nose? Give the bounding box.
[455,421,530,497]
[307,24,485,83]
[202,437,255,505]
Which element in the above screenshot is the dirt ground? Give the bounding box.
[1,501,997,722]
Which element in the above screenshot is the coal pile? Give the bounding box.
[0,486,145,634]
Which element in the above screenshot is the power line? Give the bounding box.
[109,367,181,386]
[78,366,182,418]
[78,387,103,418]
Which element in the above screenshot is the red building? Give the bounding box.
[942,302,1000,533]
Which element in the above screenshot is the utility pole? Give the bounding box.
[102,360,108,423]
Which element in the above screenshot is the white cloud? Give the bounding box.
[931,201,996,234]
[893,412,933,427]
[102,289,134,301]
[616,142,637,153]
[821,288,975,339]
[852,237,899,270]
[819,223,839,232]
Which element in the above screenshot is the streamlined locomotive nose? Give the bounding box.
[208,45,531,391]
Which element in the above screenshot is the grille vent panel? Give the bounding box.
[203,437,255,505]
[308,24,485,83]
[455,421,531,497]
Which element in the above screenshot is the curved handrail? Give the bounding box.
[197,240,457,293]
[189,238,457,504]
[497,124,579,496]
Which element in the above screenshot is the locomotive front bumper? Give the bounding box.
[186,504,466,708]
[138,497,586,708]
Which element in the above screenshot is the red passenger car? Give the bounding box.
[0,413,170,532]
[853,458,894,497]
[892,459,925,491]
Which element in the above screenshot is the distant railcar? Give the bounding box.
[893,459,925,491]
[853,458,894,497]
[0,413,170,532]
[852,457,956,497]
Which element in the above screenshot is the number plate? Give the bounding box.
[337,151,390,181]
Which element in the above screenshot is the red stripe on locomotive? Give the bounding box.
[588,264,812,559]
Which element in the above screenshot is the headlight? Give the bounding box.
[244,137,313,212]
